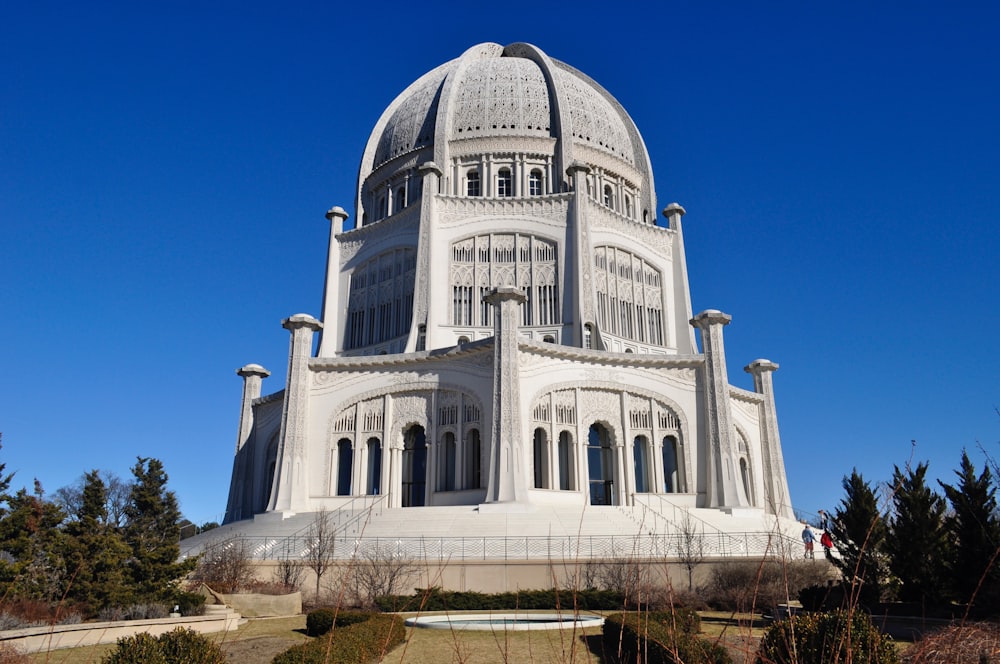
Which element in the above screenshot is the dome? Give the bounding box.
[356,43,656,222]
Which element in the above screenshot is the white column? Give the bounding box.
[268,314,323,513]
[318,207,348,357]
[745,359,794,519]
[691,310,745,509]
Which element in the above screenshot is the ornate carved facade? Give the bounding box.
[224,42,795,527]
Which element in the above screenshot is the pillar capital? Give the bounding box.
[418,161,443,177]
[662,202,686,218]
[282,313,323,332]
[483,286,526,305]
[237,363,270,379]
[690,309,732,329]
[325,205,348,222]
[744,358,779,375]
[566,160,591,177]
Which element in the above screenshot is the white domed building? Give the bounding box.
[208,43,799,580]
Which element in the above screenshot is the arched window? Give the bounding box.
[558,431,575,490]
[587,423,616,505]
[624,194,633,218]
[528,169,543,196]
[465,429,481,489]
[497,168,513,197]
[542,335,554,343]
[438,432,456,491]
[603,185,615,209]
[336,439,353,496]
[633,436,650,493]
[416,324,426,351]
[366,438,382,495]
[740,458,755,505]
[402,426,427,507]
[394,186,406,213]
[662,435,679,493]
[533,428,549,489]
[584,324,593,349]
[466,170,481,197]
[457,336,470,344]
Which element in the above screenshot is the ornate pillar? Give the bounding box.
[406,161,442,352]
[664,204,697,354]
[691,309,746,509]
[745,359,794,519]
[268,314,322,513]
[483,287,528,505]
[318,207,348,357]
[224,364,270,523]
[566,161,592,347]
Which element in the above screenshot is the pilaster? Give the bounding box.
[745,359,794,519]
[566,161,592,347]
[268,314,322,513]
[691,309,745,508]
[664,204,697,354]
[318,207,348,357]
[482,287,529,506]
[406,162,442,352]
[224,363,270,523]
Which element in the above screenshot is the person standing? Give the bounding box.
[817,509,829,531]
[820,530,833,559]
[802,524,815,559]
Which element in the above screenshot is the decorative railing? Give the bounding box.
[233,530,800,562]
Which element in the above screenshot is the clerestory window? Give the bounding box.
[467,170,481,197]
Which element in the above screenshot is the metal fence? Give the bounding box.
[221,530,800,562]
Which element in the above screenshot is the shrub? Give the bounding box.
[374,587,627,612]
[172,590,206,616]
[901,622,1000,663]
[704,560,820,613]
[156,628,226,663]
[272,614,406,664]
[755,609,898,664]
[101,633,168,664]
[603,611,731,664]
[305,608,375,636]
[100,628,225,664]
[0,643,29,664]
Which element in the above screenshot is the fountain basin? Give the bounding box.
[405,613,604,631]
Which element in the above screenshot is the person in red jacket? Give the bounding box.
[820,530,834,559]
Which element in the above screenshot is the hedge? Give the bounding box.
[603,611,731,664]
[272,614,406,664]
[375,587,627,612]
[305,609,376,637]
[101,628,226,664]
[756,609,898,664]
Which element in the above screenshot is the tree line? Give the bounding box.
[828,449,1000,616]
[0,435,195,619]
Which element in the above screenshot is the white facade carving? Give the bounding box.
[223,42,795,531]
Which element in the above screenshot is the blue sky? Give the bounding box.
[1,2,997,525]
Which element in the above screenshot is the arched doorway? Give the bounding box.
[336,439,353,496]
[587,423,616,505]
[366,437,382,495]
[402,425,427,507]
[662,435,679,493]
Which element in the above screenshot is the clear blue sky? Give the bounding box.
[2,2,997,526]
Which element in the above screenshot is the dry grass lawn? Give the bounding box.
[22,611,775,663]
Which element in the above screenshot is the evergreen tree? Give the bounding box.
[62,470,132,613]
[886,462,949,604]
[831,469,889,606]
[0,480,67,601]
[939,450,1000,614]
[123,458,195,601]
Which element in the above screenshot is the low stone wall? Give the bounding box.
[0,606,241,655]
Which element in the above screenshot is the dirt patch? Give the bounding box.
[221,635,304,664]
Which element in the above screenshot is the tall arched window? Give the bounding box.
[558,431,575,490]
[528,169,543,196]
[533,428,549,489]
[336,439,353,496]
[366,438,382,495]
[465,429,481,489]
[587,423,615,505]
[662,435,679,493]
[584,324,593,349]
[603,184,615,209]
[497,168,513,197]
[633,436,650,493]
[740,458,755,505]
[438,432,456,491]
[378,195,388,220]
[394,186,406,213]
[466,170,481,196]
[402,426,427,507]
